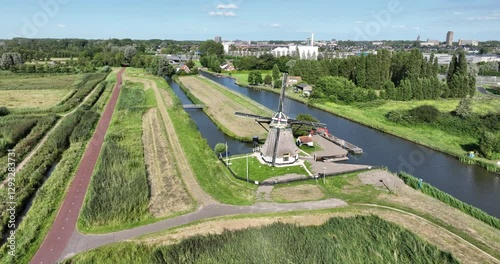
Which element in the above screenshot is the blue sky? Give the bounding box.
[1,0,500,41]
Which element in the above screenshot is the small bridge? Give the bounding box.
[182,104,205,109]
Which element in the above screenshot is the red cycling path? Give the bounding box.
[30,68,126,264]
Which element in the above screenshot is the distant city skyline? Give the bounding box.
[1,0,499,41]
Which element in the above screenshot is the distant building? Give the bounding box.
[421,39,440,47]
[446,31,454,46]
[215,36,222,43]
[222,42,231,53]
[372,42,384,46]
[220,61,235,71]
[272,34,318,60]
[458,39,479,47]
[286,76,302,86]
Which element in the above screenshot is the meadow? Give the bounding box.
[79,82,152,232]
[63,215,458,264]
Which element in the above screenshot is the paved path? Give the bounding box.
[477,86,500,97]
[30,68,126,264]
[60,199,347,261]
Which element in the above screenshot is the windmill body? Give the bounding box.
[235,73,327,166]
[260,112,299,165]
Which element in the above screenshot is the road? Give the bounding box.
[477,86,500,97]
[30,68,125,264]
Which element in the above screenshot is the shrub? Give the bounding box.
[0,107,8,116]
[479,132,500,159]
[408,105,440,123]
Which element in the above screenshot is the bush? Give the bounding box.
[0,107,8,116]
[408,105,440,123]
[479,132,500,159]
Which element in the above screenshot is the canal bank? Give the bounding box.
[199,71,500,218]
[208,71,500,173]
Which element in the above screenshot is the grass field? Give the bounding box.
[79,82,152,233]
[63,215,458,264]
[0,74,79,90]
[228,156,309,182]
[177,76,272,141]
[0,89,73,109]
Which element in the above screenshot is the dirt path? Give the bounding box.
[142,108,193,217]
[29,68,126,264]
[0,72,110,189]
[123,72,215,206]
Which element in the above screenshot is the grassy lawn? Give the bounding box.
[228,156,309,182]
[299,144,322,154]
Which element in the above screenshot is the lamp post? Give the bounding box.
[246,155,249,183]
[323,167,326,184]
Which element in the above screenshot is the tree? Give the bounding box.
[247,72,255,85]
[479,132,500,159]
[455,98,472,118]
[253,71,262,85]
[292,114,319,137]
[274,79,282,89]
[272,64,280,81]
[214,143,227,156]
[0,52,23,70]
[123,46,137,64]
[199,40,224,59]
[210,58,221,73]
[157,57,175,78]
[186,59,195,69]
[264,74,272,86]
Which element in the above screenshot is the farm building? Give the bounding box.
[296,83,313,96]
[296,135,314,147]
[221,61,235,71]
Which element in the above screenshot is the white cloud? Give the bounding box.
[390,25,406,28]
[209,11,237,17]
[453,11,463,15]
[57,24,66,28]
[354,20,363,24]
[217,4,238,9]
[271,23,282,27]
[466,16,500,20]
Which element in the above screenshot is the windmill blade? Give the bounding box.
[235,112,272,121]
[278,73,288,113]
[289,119,327,128]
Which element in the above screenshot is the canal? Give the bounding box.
[166,79,253,156]
[198,71,500,217]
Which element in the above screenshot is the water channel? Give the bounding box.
[169,74,500,217]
